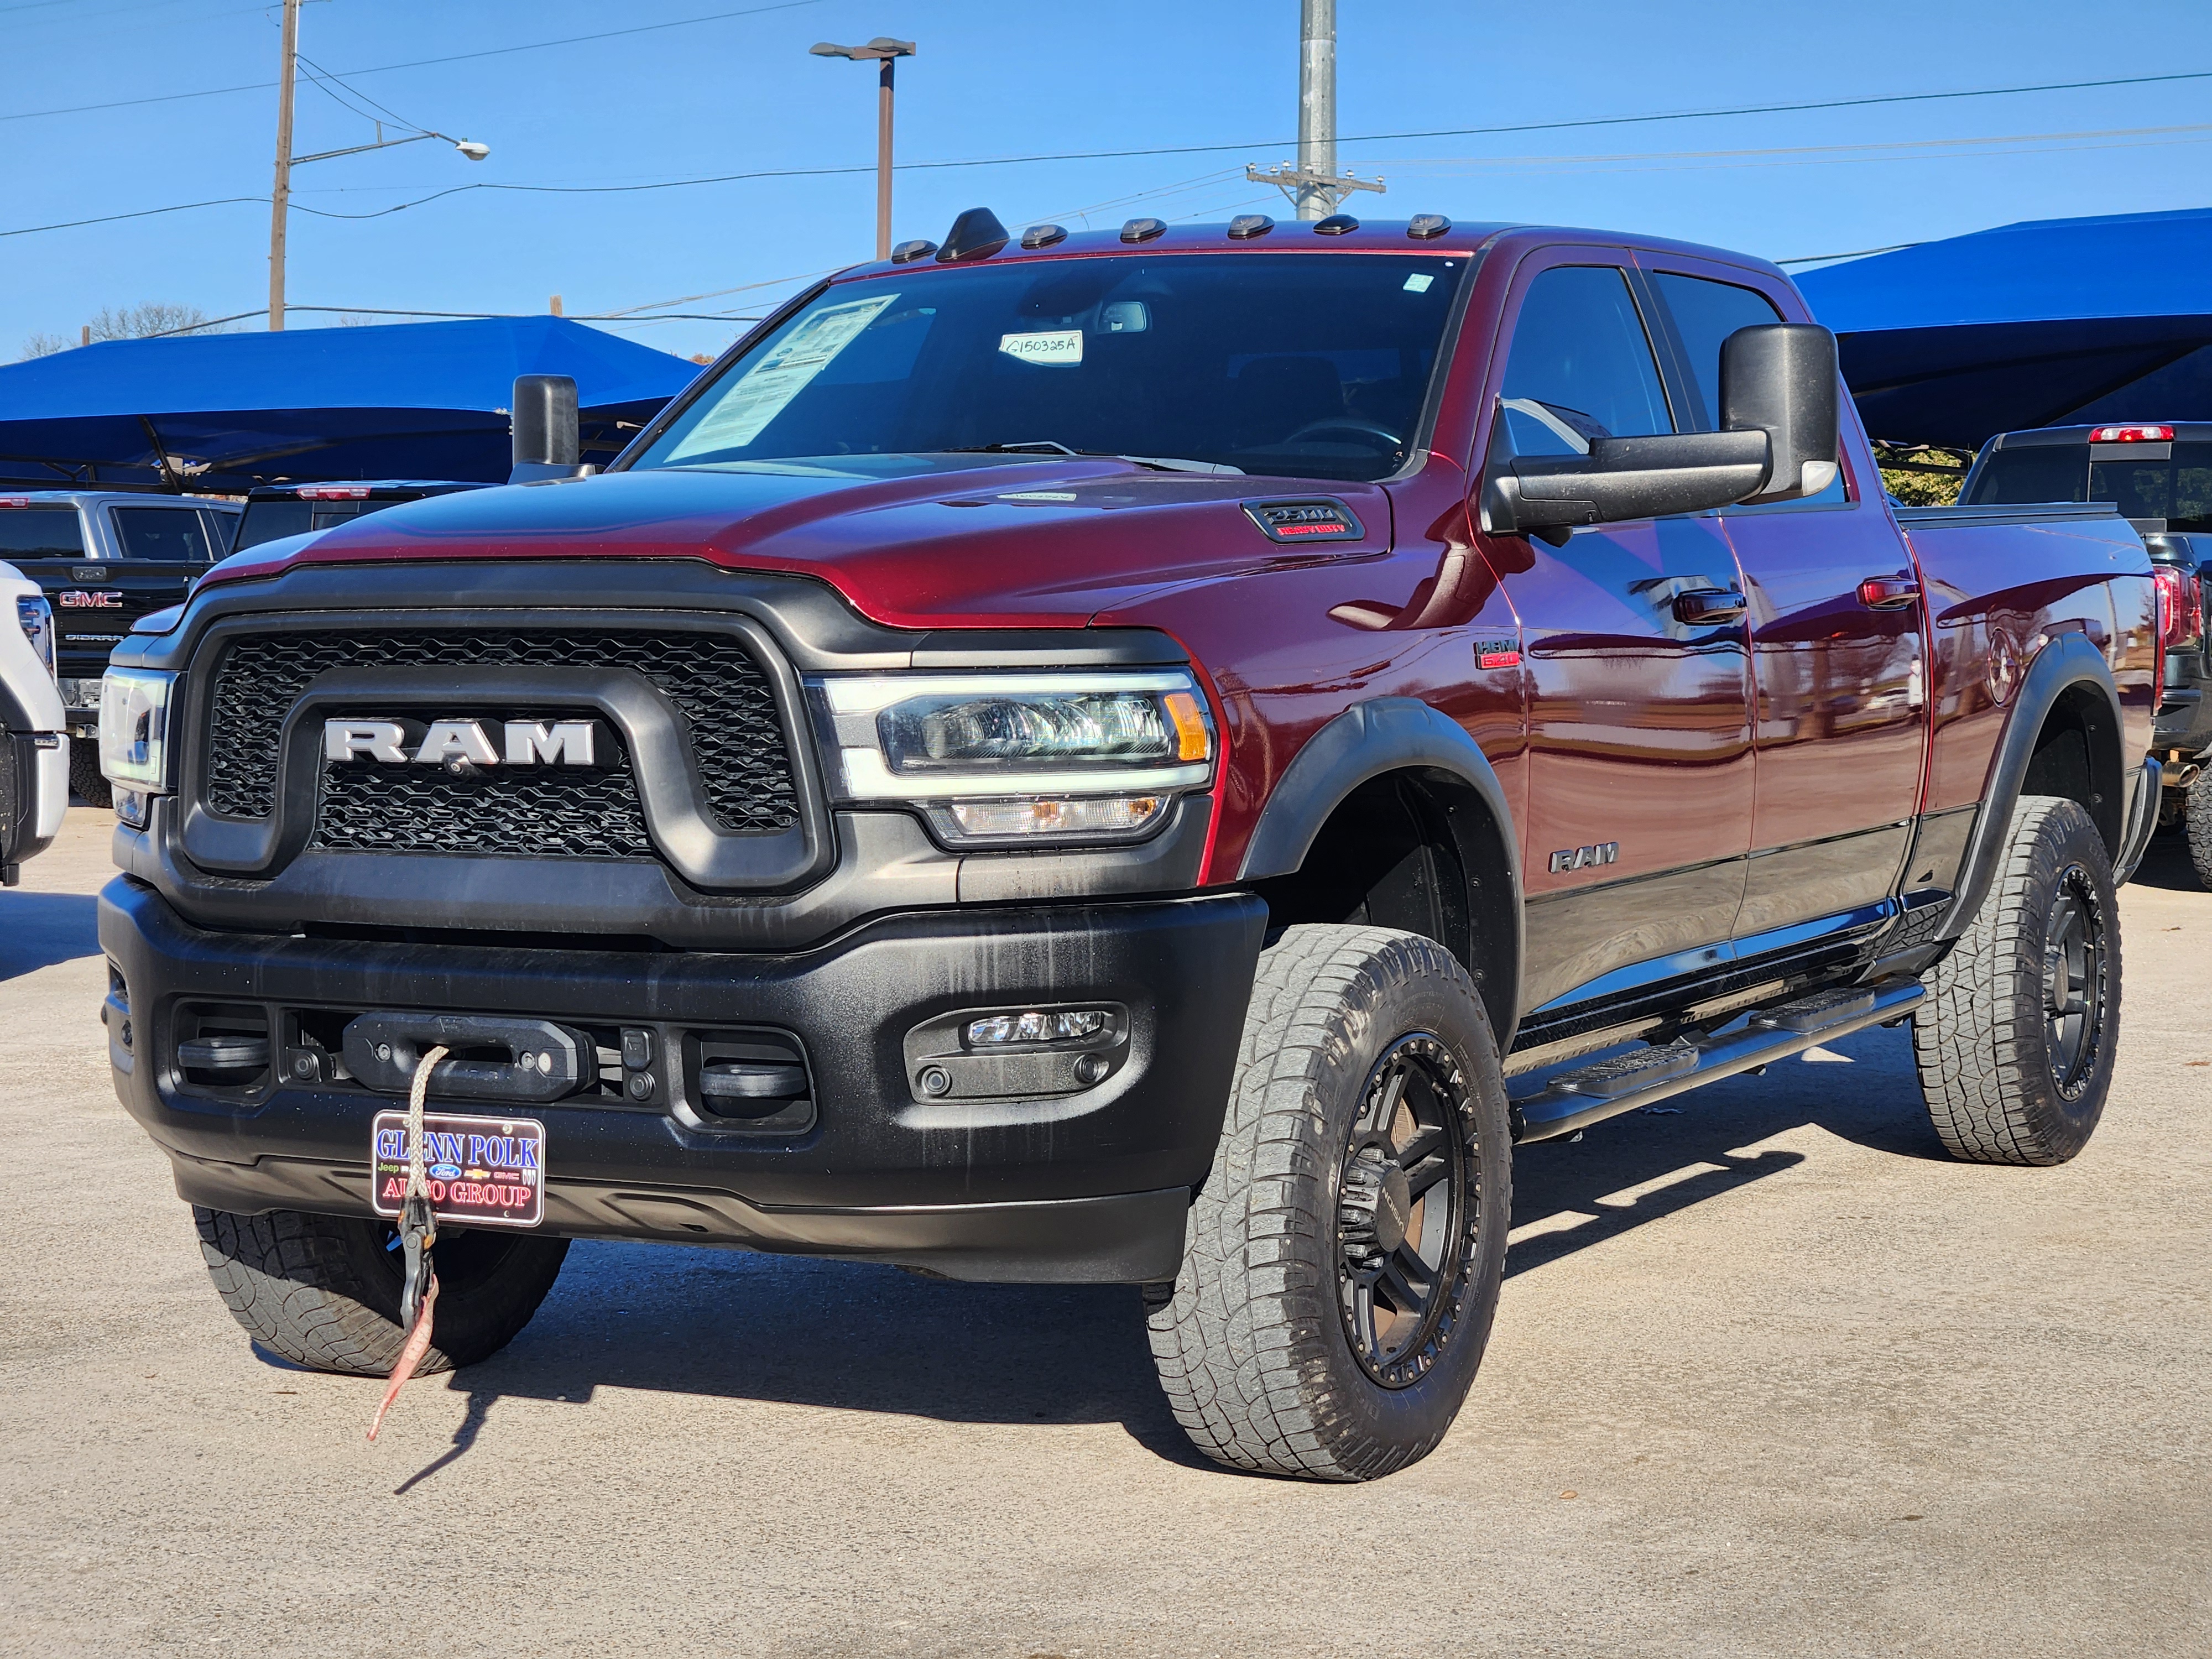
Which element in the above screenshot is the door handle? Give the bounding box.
[1672,587,1747,625]
[1858,574,1921,611]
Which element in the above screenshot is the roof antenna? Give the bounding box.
[937,207,1010,263]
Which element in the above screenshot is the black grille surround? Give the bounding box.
[204,629,800,839]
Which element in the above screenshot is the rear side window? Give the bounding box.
[111,507,216,561]
[1498,265,1674,458]
[0,507,87,557]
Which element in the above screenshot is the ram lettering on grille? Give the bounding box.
[201,631,799,848]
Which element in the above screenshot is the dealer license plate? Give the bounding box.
[371,1110,546,1230]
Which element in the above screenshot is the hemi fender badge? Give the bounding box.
[1244,498,1364,543]
[1476,638,1521,669]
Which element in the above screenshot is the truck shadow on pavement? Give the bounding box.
[0,891,100,980]
[377,1026,1945,1487]
[2121,832,2201,894]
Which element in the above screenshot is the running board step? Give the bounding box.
[1510,975,1924,1144]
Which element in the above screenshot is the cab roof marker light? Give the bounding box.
[1227,213,1275,241]
[1020,223,1068,250]
[1407,213,1451,241]
[890,239,938,264]
[1313,213,1359,236]
[1120,217,1166,243]
[2091,424,2173,442]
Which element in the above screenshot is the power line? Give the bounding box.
[0,0,830,123]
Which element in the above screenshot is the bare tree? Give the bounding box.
[17,331,72,361]
[87,302,229,341]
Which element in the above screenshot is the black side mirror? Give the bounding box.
[1479,321,1839,544]
[1721,323,1839,504]
[510,374,587,483]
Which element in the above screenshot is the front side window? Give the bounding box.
[632,253,1469,483]
[112,507,215,561]
[1496,264,1674,459]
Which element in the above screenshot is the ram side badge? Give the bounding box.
[1244,499,1364,544]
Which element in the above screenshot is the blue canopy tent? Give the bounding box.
[1796,207,2212,450]
[0,316,702,493]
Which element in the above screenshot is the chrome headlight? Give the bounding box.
[813,670,1215,845]
[14,594,54,679]
[98,668,176,794]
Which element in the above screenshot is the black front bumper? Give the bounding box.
[100,879,1266,1283]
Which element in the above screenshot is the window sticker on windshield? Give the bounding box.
[999,330,1084,367]
[669,292,900,457]
[999,491,1078,502]
[1404,273,1435,293]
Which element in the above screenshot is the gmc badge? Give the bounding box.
[1244,499,1364,544]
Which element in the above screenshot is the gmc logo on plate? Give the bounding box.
[324,718,607,769]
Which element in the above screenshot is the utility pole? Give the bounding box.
[1245,0,1384,220]
[269,0,300,330]
[811,38,917,260]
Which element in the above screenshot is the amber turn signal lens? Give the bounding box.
[1163,691,1211,761]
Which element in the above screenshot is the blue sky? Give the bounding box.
[7,0,2212,364]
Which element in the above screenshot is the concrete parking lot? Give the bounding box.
[2,807,2206,1658]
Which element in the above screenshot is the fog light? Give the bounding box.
[942,795,1163,841]
[966,1009,1110,1046]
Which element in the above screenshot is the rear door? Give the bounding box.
[1638,259,1928,942]
[1478,252,1757,1014]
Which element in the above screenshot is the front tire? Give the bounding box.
[1912,796,2120,1165]
[1147,925,1512,1481]
[70,739,111,808]
[195,1207,570,1375]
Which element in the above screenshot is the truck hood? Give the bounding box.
[195,456,1394,629]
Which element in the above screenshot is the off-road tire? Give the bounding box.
[1146,925,1512,1481]
[70,739,110,808]
[2185,777,2212,889]
[1912,796,2119,1165]
[194,1207,570,1375]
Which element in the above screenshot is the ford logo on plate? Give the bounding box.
[430,1162,462,1181]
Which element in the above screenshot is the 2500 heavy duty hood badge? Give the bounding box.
[324,718,607,769]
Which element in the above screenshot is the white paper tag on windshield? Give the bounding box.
[999,330,1083,367]
[669,292,898,457]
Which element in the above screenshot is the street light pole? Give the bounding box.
[268,0,300,331]
[811,37,917,260]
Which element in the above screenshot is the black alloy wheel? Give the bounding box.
[1335,1034,1478,1388]
[2041,862,2110,1099]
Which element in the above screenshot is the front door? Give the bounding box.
[1638,262,1928,943]
[1477,254,1757,1016]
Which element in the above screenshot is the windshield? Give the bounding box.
[630,253,1468,483]
[1968,440,2212,531]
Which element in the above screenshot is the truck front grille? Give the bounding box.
[202,629,800,841]
[314,737,656,858]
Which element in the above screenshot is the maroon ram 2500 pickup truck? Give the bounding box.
[97,208,2161,1480]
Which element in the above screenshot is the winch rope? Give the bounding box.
[368,1043,449,1443]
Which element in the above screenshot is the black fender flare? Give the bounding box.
[1238,696,1525,1042]
[1938,631,2126,942]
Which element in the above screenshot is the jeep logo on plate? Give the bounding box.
[324,718,607,769]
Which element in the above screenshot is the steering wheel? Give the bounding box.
[1280,415,1405,450]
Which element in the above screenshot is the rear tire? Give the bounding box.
[70,739,110,808]
[2185,777,2212,889]
[194,1207,570,1375]
[1912,796,2119,1165]
[1146,925,1511,1481]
